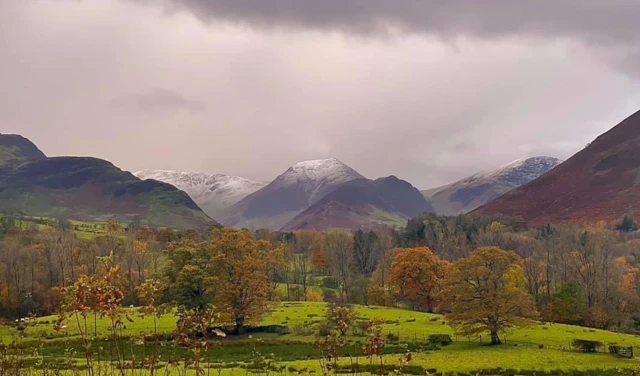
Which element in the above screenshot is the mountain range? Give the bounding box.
[137,156,567,231]
[422,157,563,216]
[476,109,640,225]
[282,175,433,231]
[0,134,215,229]
[134,170,266,219]
[221,158,366,229]
[17,122,637,231]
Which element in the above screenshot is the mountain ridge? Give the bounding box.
[134,169,266,220]
[422,156,563,216]
[475,110,640,225]
[0,134,215,229]
[281,175,433,231]
[0,133,47,167]
[223,158,365,229]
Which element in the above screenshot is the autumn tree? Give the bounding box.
[287,230,317,300]
[324,230,355,301]
[367,248,398,307]
[311,233,327,273]
[353,230,384,275]
[444,247,539,345]
[211,228,284,333]
[388,247,449,312]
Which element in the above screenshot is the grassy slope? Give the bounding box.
[5,302,640,373]
[0,155,215,230]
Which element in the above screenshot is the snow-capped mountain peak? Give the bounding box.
[134,169,266,218]
[278,158,364,183]
[468,156,563,186]
[222,158,366,229]
[422,156,563,216]
[273,158,365,202]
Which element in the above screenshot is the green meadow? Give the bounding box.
[3,302,639,375]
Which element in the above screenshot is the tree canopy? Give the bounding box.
[444,247,539,345]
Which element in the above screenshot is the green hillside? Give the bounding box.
[0,134,215,229]
[0,133,46,167]
[6,302,639,375]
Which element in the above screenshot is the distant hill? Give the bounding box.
[134,169,266,220]
[0,133,46,167]
[475,110,640,225]
[0,134,215,229]
[422,157,563,216]
[281,176,433,231]
[223,158,364,229]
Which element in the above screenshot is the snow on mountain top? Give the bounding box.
[134,169,266,203]
[278,158,364,183]
[466,156,563,185]
[258,158,366,204]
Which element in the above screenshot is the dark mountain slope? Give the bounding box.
[475,110,640,225]
[0,135,214,229]
[223,158,364,229]
[281,176,433,231]
[0,133,46,167]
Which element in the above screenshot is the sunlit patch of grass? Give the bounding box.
[3,302,640,373]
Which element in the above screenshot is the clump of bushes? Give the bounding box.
[291,324,314,336]
[244,325,290,335]
[571,339,603,353]
[322,277,340,289]
[428,334,453,346]
[386,332,400,342]
[317,324,331,337]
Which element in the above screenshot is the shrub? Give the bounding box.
[386,332,400,342]
[318,325,331,337]
[292,324,314,336]
[428,334,453,346]
[326,304,358,335]
[305,289,323,302]
[249,325,290,335]
[323,290,338,303]
[609,345,634,358]
[322,277,340,289]
[571,339,603,353]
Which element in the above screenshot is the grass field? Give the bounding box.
[2,302,640,375]
[1,215,122,239]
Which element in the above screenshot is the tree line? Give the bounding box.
[1,213,640,338]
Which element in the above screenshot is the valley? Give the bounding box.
[5,1,640,373]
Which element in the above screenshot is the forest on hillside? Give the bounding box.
[1,213,639,337]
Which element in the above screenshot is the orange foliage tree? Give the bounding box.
[388,247,449,312]
[444,247,538,345]
[210,228,285,333]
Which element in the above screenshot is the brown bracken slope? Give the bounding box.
[474,109,640,225]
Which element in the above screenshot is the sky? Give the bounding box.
[2,1,640,189]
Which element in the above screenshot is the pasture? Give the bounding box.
[2,302,640,375]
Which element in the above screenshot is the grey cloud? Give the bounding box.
[111,88,205,113]
[451,142,477,153]
[142,0,640,43]
[2,0,639,191]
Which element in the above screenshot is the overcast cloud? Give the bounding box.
[1,0,640,189]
